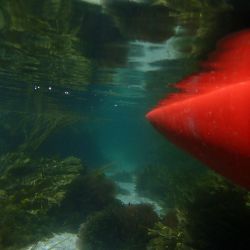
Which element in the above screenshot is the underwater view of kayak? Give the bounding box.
[147,30,250,189]
[1,1,250,249]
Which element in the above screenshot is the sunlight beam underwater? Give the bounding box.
[146,30,250,189]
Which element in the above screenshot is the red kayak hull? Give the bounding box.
[147,82,250,188]
[146,30,250,189]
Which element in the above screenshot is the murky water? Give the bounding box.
[0,1,249,250]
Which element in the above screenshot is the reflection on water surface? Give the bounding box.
[0,0,233,160]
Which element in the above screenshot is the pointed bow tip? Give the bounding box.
[145,109,156,123]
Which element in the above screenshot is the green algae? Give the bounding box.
[136,164,250,249]
[0,152,117,249]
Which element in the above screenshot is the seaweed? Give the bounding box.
[77,203,159,250]
[51,168,118,230]
[142,165,250,250]
[151,0,233,56]
[185,181,250,250]
[147,221,191,250]
[0,152,118,249]
[135,164,204,208]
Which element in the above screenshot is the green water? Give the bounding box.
[0,1,249,249]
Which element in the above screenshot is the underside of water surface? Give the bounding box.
[0,1,249,250]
